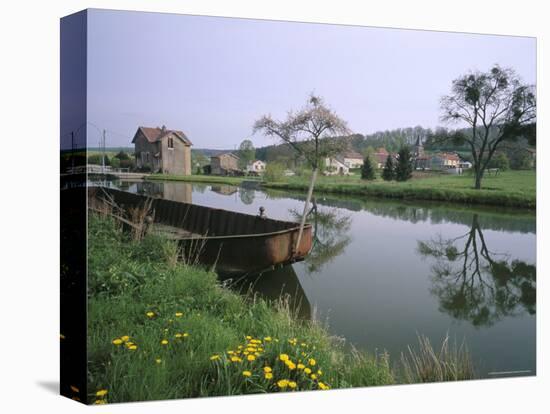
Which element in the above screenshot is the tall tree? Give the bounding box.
[238,139,256,169]
[361,155,376,180]
[440,65,536,189]
[381,155,395,181]
[395,147,413,181]
[254,94,350,253]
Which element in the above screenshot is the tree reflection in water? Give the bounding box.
[290,198,352,273]
[418,214,536,327]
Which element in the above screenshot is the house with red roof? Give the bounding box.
[132,125,193,175]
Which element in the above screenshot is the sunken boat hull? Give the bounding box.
[88,186,313,274]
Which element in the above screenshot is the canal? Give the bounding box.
[102,179,536,378]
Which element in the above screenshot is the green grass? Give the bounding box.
[263,170,536,209]
[146,174,260,186]
[87,216,393,404]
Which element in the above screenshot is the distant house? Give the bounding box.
[246,160,266,174]
[210,153,240,175]
[459,161,473,169]
[132,125,192,175]
[324,157,350,175]
[431,152,460,170]
[373,148,390,169]
[342,151,364,168]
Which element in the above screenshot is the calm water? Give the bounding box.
[103,179,536,378]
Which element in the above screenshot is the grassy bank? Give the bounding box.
[263,171,535,209]
[87,215,394,404]
[146,174,258,186]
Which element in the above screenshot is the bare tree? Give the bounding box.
[253,94,351,253]
[440,65,536,189]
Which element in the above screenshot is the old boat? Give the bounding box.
[88,186,313,274]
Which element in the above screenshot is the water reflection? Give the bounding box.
[239,187,255,205]
[290,199,352,273]
[418,214,536,327]
[219,265,311,320]
[211,185,238,196]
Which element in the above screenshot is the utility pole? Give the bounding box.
[101,129,106,174]
[70,131,75,172]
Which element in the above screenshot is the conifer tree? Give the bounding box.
[382,155,395,181]
[361,155,376,180]
[395,147,413,181]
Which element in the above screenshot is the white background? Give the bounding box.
[0,0,547,412]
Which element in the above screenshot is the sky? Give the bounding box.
[84,9,536,149]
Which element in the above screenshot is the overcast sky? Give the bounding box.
[85,9,536,149]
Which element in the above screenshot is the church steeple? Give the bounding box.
[414,135,424,157]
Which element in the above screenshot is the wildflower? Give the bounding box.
[318,382,330,390]
[95,389,108,397]
[288,381,297,389]
[94,400,107,405]
[175,333,182,338]
[125,341,134,347]
[231,356,242,363]
[246,347,256,352]
[254,352,261,357]
[243,370,252,377]
[112,338,123,345]
[155,358,162,364]
[301,343,307,347]
[175,312,183,317]
[210,355,221,361]
[243,351,250,356]
[317,369,323,376]
[264,336,272,342]
[70,385,79,393]
[250,339,262,344]
[263,366,272,373]
[308,358,316,366]
[128,345,137,350]
[310,374,318,380]
[247,355,256,362]
[237,345,244,349]
[146,311,155,318]
[304,368,312,375]
[297,363,305,370]
[279,354,289,362]
[265,372,273,380]
[161,339,169,345]
[277,379,289,389]
[246,335,252,340]
[286,361,296,370]
[120,335,130,342]
[183,333,189,337]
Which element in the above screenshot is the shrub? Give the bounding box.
[264,163,285,182]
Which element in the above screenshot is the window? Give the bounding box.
[168,137,174,149]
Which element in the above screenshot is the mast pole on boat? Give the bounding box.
[294,167,317,255]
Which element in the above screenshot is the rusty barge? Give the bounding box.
[88,186,313,274]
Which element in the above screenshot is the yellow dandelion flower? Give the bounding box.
[297,363,305,370]
[308,358,316,366]
[263,366,272,373]
[175,312,183,317]
[246,335,252,340]
[242,370,252,377]
[94,399,107,405]
[318,382,330,390]
[155,358,162,364]
[112,338,123,345]
[304,368,312,375]
[227,350,235,355]
[277,379,289,389]
[175,333,182,338]
[183,333,189,337]
[120,335,130,342]
[128,345,137,350]
[161,339,169,345]
[286,362,296,370]
[237,345,243,349]
[250,339,262,344]
[231,356,242,362]
[279,354,289,361]
[264,336,272,342]
[254,352,261,357]
[288,381,297,389]
[246,347,256,352]
[310,374,318,380]
[265,372,273,380]
[301,343,307,347]
[243,351,249,356]
[210,355,221,361]
[247,354,256,361]
[317,369,323,375]
[95,389,108,397]
[146,311,155,318]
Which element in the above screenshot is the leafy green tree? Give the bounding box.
[238,139,256,169]
[361,155,376,180]
[489,153,510,171]
[115,150,130,161]
[381,155,395,181]
[395,147,413,181]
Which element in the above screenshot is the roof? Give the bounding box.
[342,150,363,160]
[211,152,239,159]
[433,152,460,161]
[375,147,389,155]
[132,126,192,145]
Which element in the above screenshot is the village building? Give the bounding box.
[431,152,461,170]
[132,125,192,175]
[341,151,364,168]
[246,160,267,174]
[412,136,431,170]
[324,156,350,175]
[210,152,240,175]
